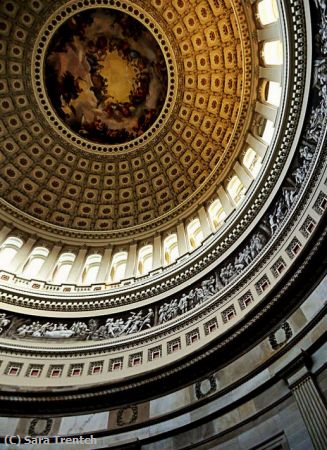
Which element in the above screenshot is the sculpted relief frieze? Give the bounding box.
[0,137,318,342]
[1,1,326,348]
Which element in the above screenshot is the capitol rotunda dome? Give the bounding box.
[0,0,326,449]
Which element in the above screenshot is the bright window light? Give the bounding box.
[208,199,226,230]
[227,176,246,206]
[82,254,102,284]
[262,120,275,144]
[258,0,279,26]
[243,148,262,177]
[0,237,23,270]
[187,219,204,250]
[137,245,153,276]
[267,81,282,106]
[23,247,49,278]
[164,234,179,265]
[263,41,283,65]
[110,252,128,282]
[52,252,75,284]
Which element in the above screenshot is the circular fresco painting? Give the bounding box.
[44,9,168,145]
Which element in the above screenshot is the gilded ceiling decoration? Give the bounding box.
[44,8,168,145]
[0,0,255,236]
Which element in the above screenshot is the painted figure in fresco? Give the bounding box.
[45,9,168,145]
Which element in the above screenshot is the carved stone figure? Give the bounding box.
[168,299,179,319]
[105,318,117,338]
[220,265,231,285]
[300,145,313,162]
[88,319,98,333]
[314,0,327,16]
[194,287,204,305]
[306,108,322,143]
[0,313,10,334]
[122,312,137,334]
[70,321,89,336]
[299,146,314,172]
[251,233,266,255]
[178,294,188,314]
[188,289,196,309]
[282,188,297,210]
[201,275,216,297]
[269,213,278,234]
[158,303,169,324]
[234,253,246,272]
[293,166,306,185]
[128,311,143,334]
[139,308,154,331]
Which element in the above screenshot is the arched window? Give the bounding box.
[82,254,102,285]
[258,0,279,26]
[243,148,262,178]
[263,40,283,66]
[227,176,246,206]
[52,252,75,284]
[208,199,227,230]
[109,251,127,283]
[23,247,49,279]
[262,119,275,144]
[266,81,282,107]
[0,236,23,270]
[137,245,153,276]
[187,219,204,250]
[164,234,179,265]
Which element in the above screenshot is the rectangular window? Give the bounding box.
[112,361,122,371]
[50,368,62,378]
[152,350,160,359]
[276,263,285,274]
[171,342,180,352]
[190,333,199,343]
[222,305,237,323]
[204,318,218,334]
[292,243,300,255]
[208,322,217,333]
[91,366,102,375]
[8,366,20,376]
[132,357,141,366]
[320,197,327,210]
[261,280,269,291]
[306,221,315,234]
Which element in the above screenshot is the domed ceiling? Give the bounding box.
[0,0,326,423]
[0,0,255,237]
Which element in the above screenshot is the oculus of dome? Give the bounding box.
[44,8,168,145]
[33,0,177,153]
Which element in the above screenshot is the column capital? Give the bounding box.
[278,351,327,450]
[276,350,312,387]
